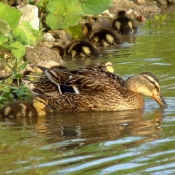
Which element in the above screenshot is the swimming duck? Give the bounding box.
[82,22,122,46]
[0,95,50,118]
[65,40,100,58]
[51,40,100,58]
[23,67,167,112]
[112,10,137,35]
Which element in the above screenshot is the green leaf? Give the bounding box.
[0,19,10,36]
[37,0,49,7]
[66,24,83,39]
[46,0,83,29]
[0,43,15,50]
[13,21,40,45]
[0,86,10,93]
[0,34,8,45]
[162,14,167,21]
[0,2,22,30]
[19,61,28,71]
[79,0,111,14]
[10,41,26,59]
[154,15,159,20]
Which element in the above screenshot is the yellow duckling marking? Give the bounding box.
[71,50,77,57]
[128,21,133,33]
[105,62,114,73]
[19,103,27,116]
[106,34,114,44]
[94,36,99,43]
[82,46,91,55]
[4,106,11,116]
[115,21,121,30]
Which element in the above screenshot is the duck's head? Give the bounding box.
[32,95,52,115]
[117,10,127,18]
[125,72,168,108]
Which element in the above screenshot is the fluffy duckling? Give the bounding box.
[65,40,100,58]
[82,22,122,46]
[0,95,50,118]
[86,61,114,73]
[112,10,137,35]
[51,40,100,58]
[51,45,64,56]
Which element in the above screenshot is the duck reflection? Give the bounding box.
[34,109,164,145]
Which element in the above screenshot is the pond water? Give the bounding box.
[1,11,175,174]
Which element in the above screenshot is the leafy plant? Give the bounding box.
[0,0,112,106]
[45,0,112,29]
[146,14,167,34]
[0,3,42,105]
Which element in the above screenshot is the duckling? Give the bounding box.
[86,61,114,73]
[82,22,122,46]
[65,40,100,58]
[0,95,50,118]
[112,10,137,35]
[51,45,64,56]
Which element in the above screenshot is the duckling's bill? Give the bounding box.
[152,94,168,108]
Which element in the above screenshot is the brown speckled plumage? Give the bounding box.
[23,67,167,112]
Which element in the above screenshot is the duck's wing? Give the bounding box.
[23,79,60,96]
[44,68,122,92]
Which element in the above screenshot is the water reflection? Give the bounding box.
[33,108,164,143]
[0,108,165,174]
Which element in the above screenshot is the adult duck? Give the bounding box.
[23,67,167,112]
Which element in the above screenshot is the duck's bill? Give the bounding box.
[152,94,168,108]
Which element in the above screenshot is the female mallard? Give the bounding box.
[82,22,122,46]
[23,67,167,112]
[0,95,50,118]
[112,10,137,35]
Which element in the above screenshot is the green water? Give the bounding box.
[1,12,175,174]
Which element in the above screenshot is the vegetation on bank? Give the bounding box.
[0,0,111,106]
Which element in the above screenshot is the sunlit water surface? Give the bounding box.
[1,12,175,175]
